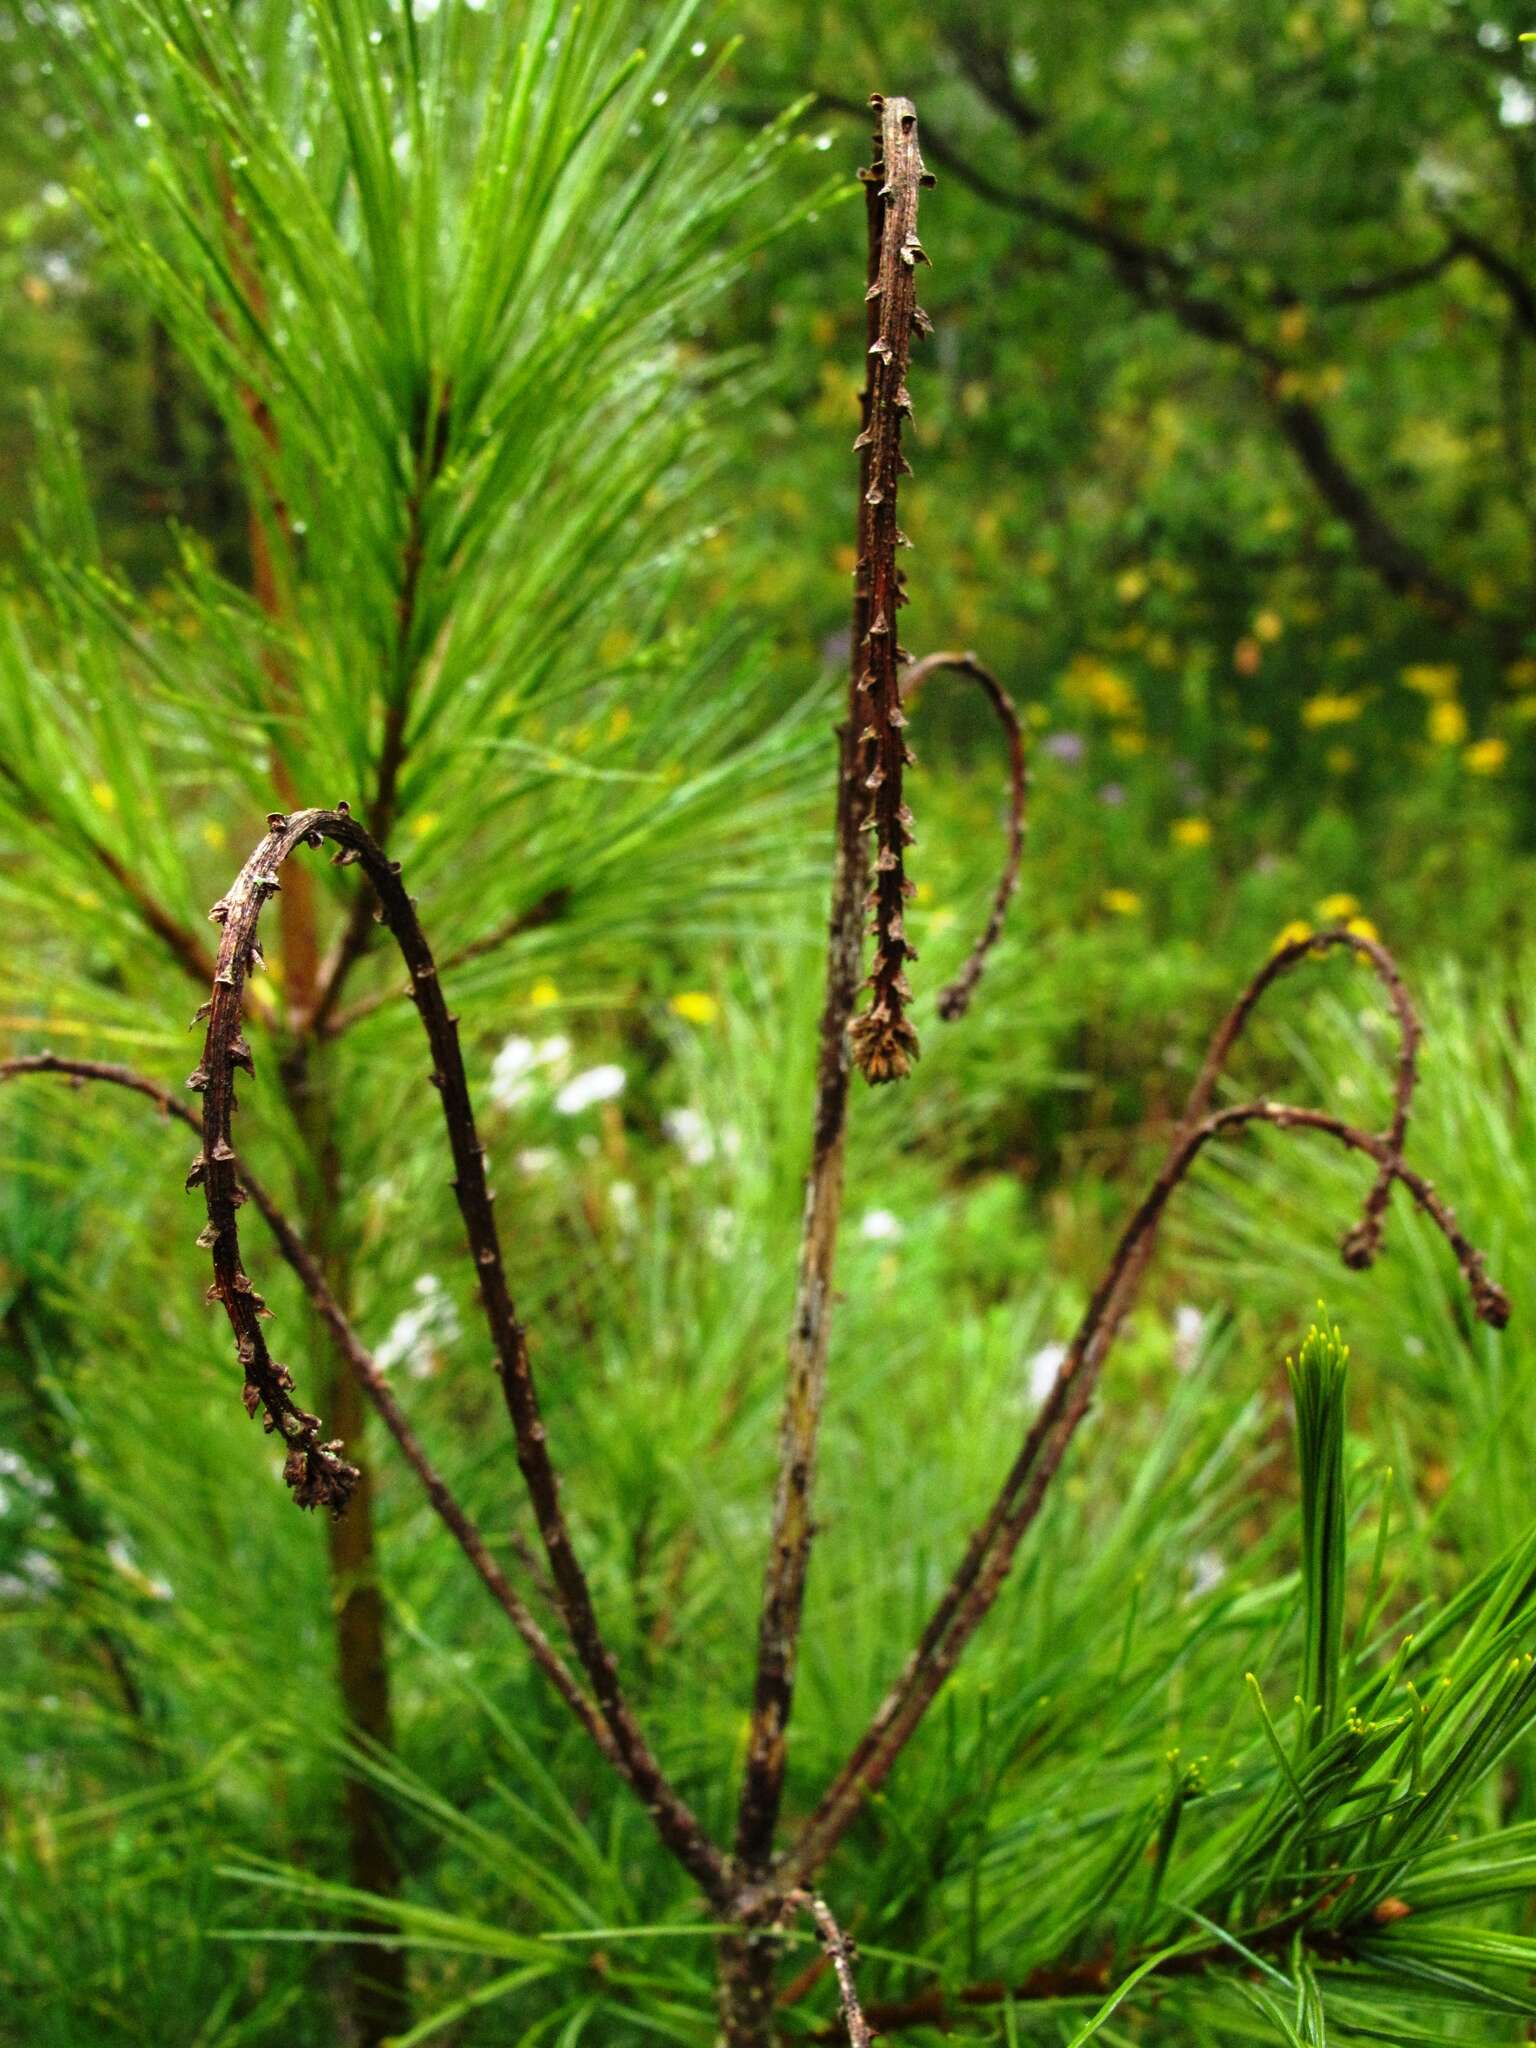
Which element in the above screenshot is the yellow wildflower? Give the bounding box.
[1465,737,1509,775]
[1062,654,1138,720]
[528,977,560,1008]
[1301,692,1364,728]
[409,811,438,840]
[1253,608,1284,643]
[1345,915,1380,944]
[1428,699,1468,747]
[1316,893,1360,921]
[1101,888,1143,916]
[1171,816,1212,849]
[90,780,117,812]
[1116,566,1149,604]
[668,991,719,1026]
[1401,663,1459,699]
[200,820,227,851]
[1272,919,1314,952]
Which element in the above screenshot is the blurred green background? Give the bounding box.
[2,3,1535,2044]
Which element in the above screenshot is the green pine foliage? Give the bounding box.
[1,6,1534,2047]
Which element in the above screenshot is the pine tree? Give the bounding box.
[2,16,1533,2048]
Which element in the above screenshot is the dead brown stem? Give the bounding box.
[847,95,932,1087]
[772,1087,1507,1895]
[189,808,728,1900]
[900,650,1027,1023]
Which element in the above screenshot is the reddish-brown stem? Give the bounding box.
[1188,927,1420,1268]
[189,808,728,1901]
[899,650,1027,1023]
[848,95,933,1087]
[732,100,927,1890]
[0,1051,615,1764]
[305,390,450,1041]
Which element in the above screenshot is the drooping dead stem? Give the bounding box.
[186,810,727,1900]
[0,1052,615,1766]
[766,931,1506,1895]
[899,650,1027,1023]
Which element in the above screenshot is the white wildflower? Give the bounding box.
[555,1064,626,1115]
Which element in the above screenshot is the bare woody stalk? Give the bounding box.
[188,806,728,1902]
[733,95,934,1902]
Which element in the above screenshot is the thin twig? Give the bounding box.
[781,1889,872,2048]
[187,806,728,1899]
[900,650,1027,1023]
[0,1051,617,1766]
[323,885,571,1036]
[0,756,217,993]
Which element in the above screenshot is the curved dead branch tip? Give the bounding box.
[190,803,386,1515]
[1200,924,1423,1276]
[899,649,1026,1025]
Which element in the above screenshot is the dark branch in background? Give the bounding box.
[900,650,1026,1023]
[187,808,728,1901]
[0,756,217,992]
[1443,214,1536,342]
[1309,241,1463,307]
[793,74,1477,629]
[764,928,1507,1897]
[322,884,571,1037]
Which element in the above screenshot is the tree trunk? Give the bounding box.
[284,1040,411,2046]
[716,1930,779,2048]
